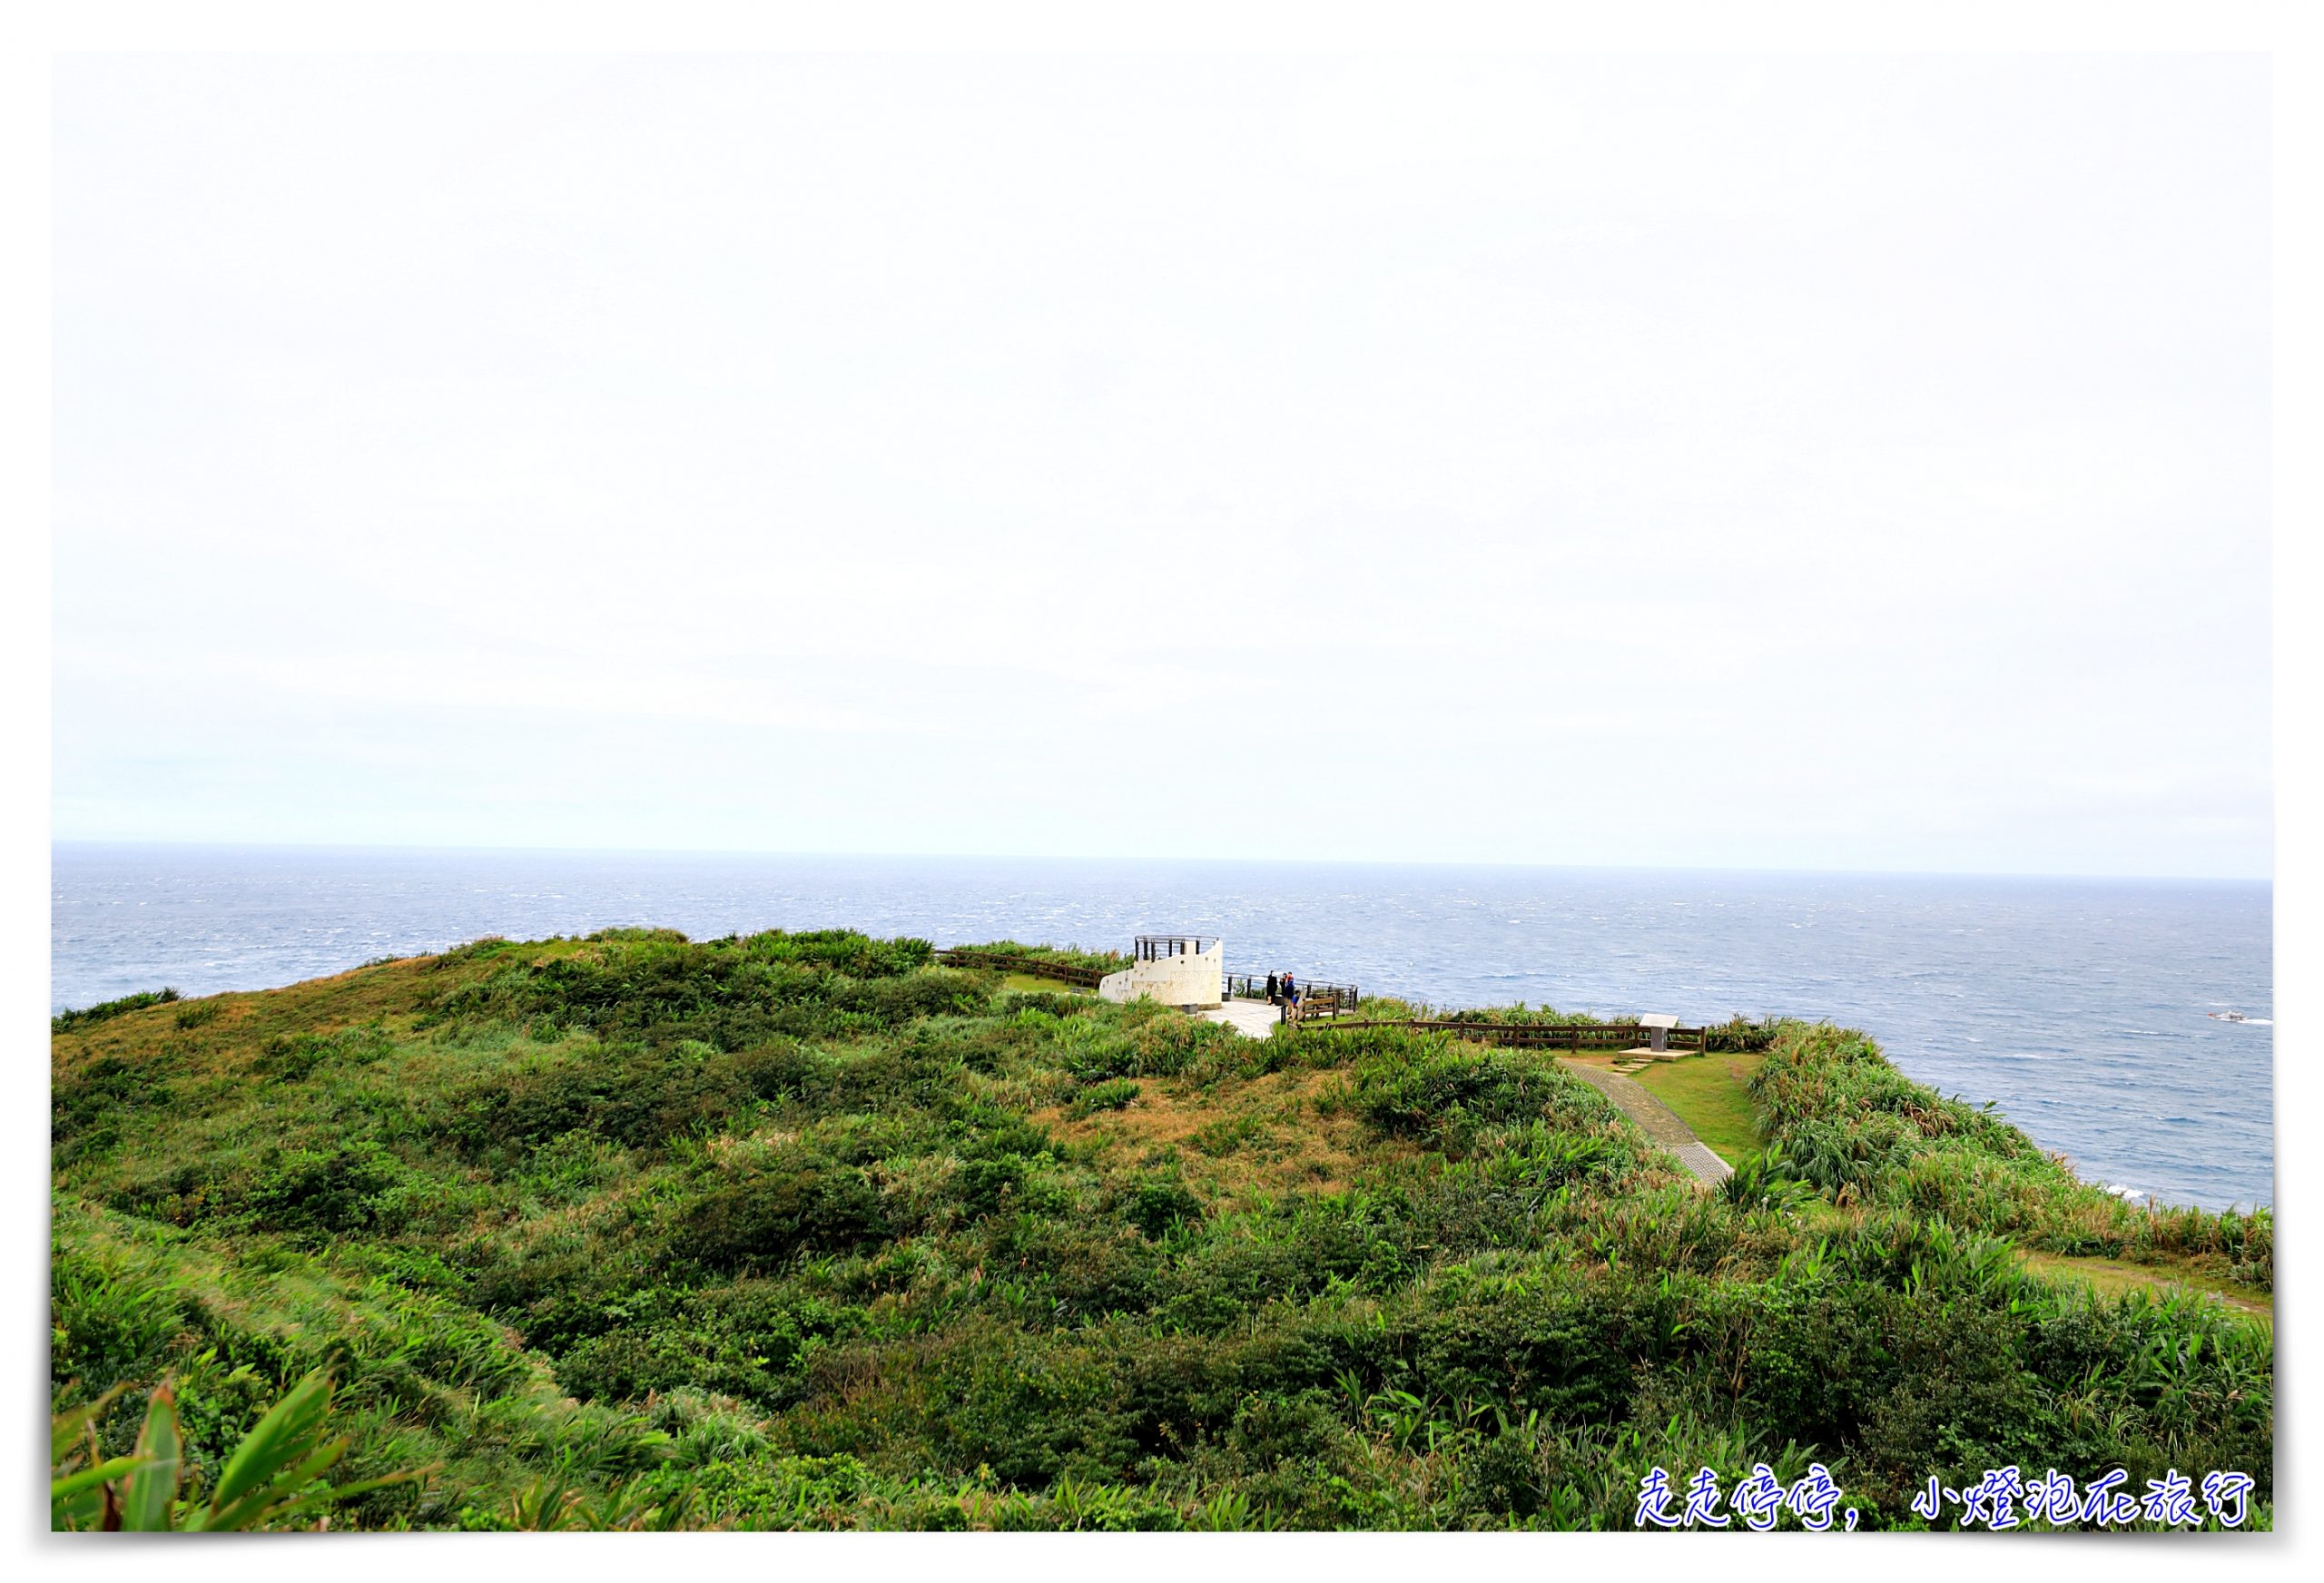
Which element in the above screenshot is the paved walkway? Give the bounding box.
[1186,1007,1731,1185]
[1199,999,1283,1039]
[1556,1060,1734,1184]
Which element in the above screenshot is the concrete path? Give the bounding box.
[1557,1060,1734,1185]
[1185,1008,1730,1186]
[1199,999,1283,1039]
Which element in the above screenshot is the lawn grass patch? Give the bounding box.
[1000,973,1094,996]
[2019,1248,2273,1325]
[1625,1053,1768,1167]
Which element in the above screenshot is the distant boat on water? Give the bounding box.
[2210,1010,2250,1022]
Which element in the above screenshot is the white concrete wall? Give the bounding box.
[1098,939,1224,1009]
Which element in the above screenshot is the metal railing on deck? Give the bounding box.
[1290,1019,1711,1051]
[1133,935,1216,961]
[1225,973,1360,1017]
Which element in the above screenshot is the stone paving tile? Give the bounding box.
[1198,999,1283,1039]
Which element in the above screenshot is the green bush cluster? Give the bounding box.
[1752,1022,2273,1287]
[1347,1033,1623,1153]
[51,930,2272,1529]
[52,987,181,1035]
[970,940,1132,974]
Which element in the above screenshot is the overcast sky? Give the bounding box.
[51,53,2270,877]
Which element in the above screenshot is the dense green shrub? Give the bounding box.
[679,1157,891,1273]
[970,940,1130,974]
[1118,1175,1205,1241]
[52,987,179,1034]
[1752,1022,2274,1285]
[246,1141,413,1235]
[1351,1034,1620,1153]
[51,1054,163,1158]
[1069,1079,1141,1117]
[50,931,2275,1531]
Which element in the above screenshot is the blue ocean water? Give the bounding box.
[49,843,2273,1213]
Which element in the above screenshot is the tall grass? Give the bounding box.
[53,988,180,1035]
[1751,1021,2271,1286]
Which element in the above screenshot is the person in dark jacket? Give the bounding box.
[1265,972,1279,1005]
[1281,971,1297,1024]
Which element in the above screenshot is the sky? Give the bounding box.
[50,53,2271,878]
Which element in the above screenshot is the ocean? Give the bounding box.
[49,842,2274,1214]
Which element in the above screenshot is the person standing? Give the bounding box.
[1282,971,1297,1025]
[1265,971,1279,1006]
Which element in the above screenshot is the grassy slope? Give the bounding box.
[1611,1055,1768,1168]
[1000,972,1095,996]
[2020,1251,2272,1323]
[1612,1050,2272,1321]
[51,931,2273,1531]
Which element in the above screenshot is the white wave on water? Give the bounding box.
[2102,1184,2149,1202]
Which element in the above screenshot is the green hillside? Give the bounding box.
[50,929,2272,1529]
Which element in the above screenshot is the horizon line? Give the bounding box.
[47,834,2274,888]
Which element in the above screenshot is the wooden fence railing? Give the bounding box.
[935,949,1114,988]
[1290,1018,1712,1053]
